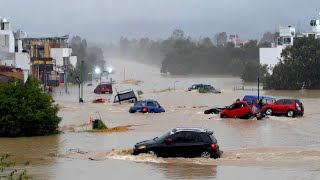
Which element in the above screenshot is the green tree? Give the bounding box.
[264,37,320,90]
[241,62,269,82]
[0,76,61,137]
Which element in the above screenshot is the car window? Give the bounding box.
[200,133,212,143]
[284,99,292,104]
[171,132,187,143]
[154,101,160,107]
[209,135,217,143]
[184,132,200,142]
[134,101,144,106]
[97,85,101,89]
[276,99,285,104]
[230,103,241,110]
[146,101,155,107]
[156,132,170,142]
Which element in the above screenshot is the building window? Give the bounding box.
[4,35,9,46]
[0,23,4,30]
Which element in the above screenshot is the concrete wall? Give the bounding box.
[0,31,15,53]
[259,46,284,67]
[69,56,77,67]
[14,52,31,82]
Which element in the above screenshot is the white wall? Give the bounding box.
[69,56,77,67]
[50,48,72,58]
[259,46,284,67]
[14,52,31,82]
[14,52,30,70]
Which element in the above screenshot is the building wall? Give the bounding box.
[0,21,15,53]
[14,52,31,82]
[259,46,284,67]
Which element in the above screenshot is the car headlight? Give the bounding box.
[137,145,146,149]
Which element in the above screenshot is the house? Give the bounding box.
[259,15,320,72]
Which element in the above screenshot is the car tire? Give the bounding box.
[200,151,211,158]
[287,110,295,117]
[150,110,155,113]
[129,108,136,113]
[265,108,273,115]
[147,151,157,157]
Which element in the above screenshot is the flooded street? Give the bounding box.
[2,59,320,179]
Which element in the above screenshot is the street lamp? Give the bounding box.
[107,66,113,74]
[95,67,101,74]
[75,76,83,103]
[94,67,102,84]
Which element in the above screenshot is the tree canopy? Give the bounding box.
[69,36,105,83]
[0,77,61,137]
[264,37,320,90]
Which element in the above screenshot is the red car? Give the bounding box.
[261,99,304,117]
[220,101,252,119]
[94,83,113,94]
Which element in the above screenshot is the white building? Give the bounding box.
[259,26,295,70]
[260,15,320,72]
[0,17,31,82]
[50,46,77,82]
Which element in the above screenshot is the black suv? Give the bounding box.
[132,128,221,158]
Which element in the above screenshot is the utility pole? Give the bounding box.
[43,58,47,93]
[80,60,84,102]
[64,57,68,94]
[124,67,126,81]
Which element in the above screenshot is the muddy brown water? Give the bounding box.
[1,59,320,180]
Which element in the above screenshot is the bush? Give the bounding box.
[0,154,28,179]
[0,76,61,137]
[97,120,107,129]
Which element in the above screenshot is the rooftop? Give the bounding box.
[172,127,212,133]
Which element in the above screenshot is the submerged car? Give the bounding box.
[94,83,113,94]
[242,95,276,107]
[261,99,304,117]
[204,107,227,114]
[129,100,165,113]
[133,127,221,158]
[220,101,252,119]
[199,85,221,93]
[188,84,206,91]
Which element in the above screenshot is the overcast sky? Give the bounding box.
[2,0,320,42]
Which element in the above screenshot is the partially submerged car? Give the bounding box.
[94,83,113,94]
[132,127,221,158]
[204,107,227,114]
[242,95,276,107]
[220,101,252,119]
[199,85,221,93]
[188,84,221,93]
[261,99,304,117]
[114,89,137,104]
[188,84,205,91]
[129,100,165,113]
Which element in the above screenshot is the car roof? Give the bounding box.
[171,127,213,134]
[243,95,276,100]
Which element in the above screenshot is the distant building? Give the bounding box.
[23,36,77,86]
[259,14,320,72]
[229,34,248,48]
[0,17,30,82]
[0,16,77,86]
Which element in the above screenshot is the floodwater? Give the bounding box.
[2,59,320,180]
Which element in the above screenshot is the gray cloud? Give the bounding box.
[2,0,320,42]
